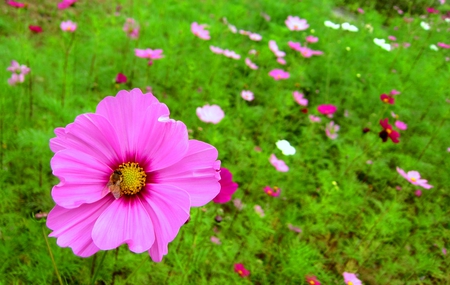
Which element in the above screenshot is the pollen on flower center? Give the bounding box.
[238,270,243,276]
[386,129,392,134]
[410,177,417,182]
[348,282,353,285]
[117,162,146,196]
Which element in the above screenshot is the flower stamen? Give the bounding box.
[117,162,146,196]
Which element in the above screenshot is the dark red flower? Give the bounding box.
[380,94,395,104]
[427,7,439,14]
[362,127,370,134]
[379,118,400,143]
[29,25,43,33]
[115,73,127,84]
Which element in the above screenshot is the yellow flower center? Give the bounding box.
[310,281,315,284]
[117,162,146,196]
[383,98,389,103]
[386,129,392,134]
[348,282,353,285]
[238,270,243,275]
[411,177,417,182]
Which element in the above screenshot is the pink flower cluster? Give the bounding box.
[7,60,30,86]
[123,18,139,39]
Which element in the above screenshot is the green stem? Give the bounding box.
[42,226,63,285]
[123,255,149,284]
[90,251,108,285]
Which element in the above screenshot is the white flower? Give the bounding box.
[276,140,296,155]
[341,22,358,32]
[324,20,340,29]
[420,21,430,30]
[373,38,391,51]
[430,44,439,51]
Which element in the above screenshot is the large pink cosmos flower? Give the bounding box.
[46,89,221,262]
[396,167,433,189]
[285,16,309,31]
[196,104,225,124]
[191,22,210,40]
[213,168,238,203]
[269,69,290,80]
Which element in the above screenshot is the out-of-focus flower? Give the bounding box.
[379,118,400,143]
[403,42,411,48]
[223,49,241,60]
[249,33,262,41]
[415,190,422,197]
[443,248,447,255]
[357,8,364,14]
[245,58,258,69]
[390,89,401,95]
[60,20,77,32]
[196,104,225,124]
[269,154,289,172]
[7,60,30,86]
[288,224,302,233]
[341,22,358,32]
[35,212,48,219]
[46,89,221,261]
[343,272,362,285]
[395,121,407,130]
[309,115,321,122]
[210,236,221,245]
[264,186,281,197]
[239,30,250,35]
[115,73,127,84]
[288,41,302,51]
[298,47,323,58]
[228,24,237,33]
[191,22,210,40]
[306,275,321,285]
[29,25,43,33]
[210,46,223,54]
[388,35,397,41]
[324,20,340,29]
[268,69,289,80]
[293,91,308,106]
[261,12,271,21]
[427,7,439,14]
[306,35,318,43]
[234,263,250,277]
[269,40,286,57]
[254,205,265,217]
[233,198,243,210]
[241,90,254,101]
[430,44,439,51]
[380,93,395,104]
[276,140,296,155]
[325,121,340,139]
[317,104,337,116]
[374,38,391,51]
[437,42,450,49]
[123,18,139,39]
[248,49,257,55]
[420,21,430,30]
[135,48,163,65]
[213,168,238,204]
[7,1,26,8]
[396,167,433,189]
[285,16,309,31]
[58,0,77,10]
[277,57,286,65]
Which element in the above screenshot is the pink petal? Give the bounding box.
[47,198,115,257]
[396,167,409,181]
[92,195,155,253]
[153,140,220,207]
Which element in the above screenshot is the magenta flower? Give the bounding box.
[213,168,238,204]
[288,41,302,51]
[396,167,433,189]
[380,93,395,104]
[245,58,258,70]
[343,272,362,285]
[60,20,77,32]
[264,186,280,197]
[305,275,321,285]
[285,16,309,31]
[123,18,139,39]
[58,0,76,9]
[357,8,365,14]
[191,22,210,40]
[269,154,289,172]
[210,45,224,54]
[325,121,340,140]
[293,91,308,106]
[395,120,407,130]
[437,42,450,49]
[115,73,127,84]
[269,69,290,80]
[196,104,225,124]
[7,1,25,8]
[388,35,397,41]
[379,118,400,143]
[390,89,401,95]
[306,35,318,43]
[135,48,163,65]
[29,25,43,33]
[241,90,254,101]
[46,89,221,261]
[234,263,250,277]
[415,190,422,197]
[427,7,439,13]
[317,104,337,116]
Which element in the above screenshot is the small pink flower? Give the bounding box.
[298,47,323,58]
[223,50,241,60]
[269,154,289,172]
[325,121,340,140]
[285,16,309,31]
[241,90,254,101]
[210,236,221,245]
[293,91,308,106]
[233,198,243,210]
[357,8,365,14]
[317,104,337,116]
[228,24,237,33]
[388,35,397,41]
[396,167,433,189]
[443,248,447,255]
[343,272,362,285]
[239,30,250,35]
[288,224,302,233]
[306,35,318,43]
[309,115,321,122]
[196,104,225,124]
[35,212,48,219]
[415,190,422,197]
[264,186,281,197]
[269,40,286,57]
[437,42,450,49]
[123,18,139,39]
[390,89,401,95]
[395,121,407,130]
[380,93,395,104]
[427,7,439,14]
[210,46,224,54]
[58,0,77,10]
[288,41,302,51]
[29,25,43,33]
[245,58,258,70]
[234,263,250,277]
[60,20,77,32]
[213,168,238,204]
[268,69,290,80]
[254,205,265,217]
[248,49,257,55]
[135,49,163,65]
[191,22,210,40]
[305,275,320,285]
[7,1,25,8]
[391,111,399,119]
[115,73,127,84]
[277,57,286,65]
[249,33,262,41]
[403,42,411,48]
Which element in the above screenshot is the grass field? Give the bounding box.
[1,0,450,284]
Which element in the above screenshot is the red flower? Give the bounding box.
[115,73,127,84]
[379,118,400,143]
[29,25,43,33]
[306,275,321,285]
[234,263,250,277]
[380,94,394,104]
